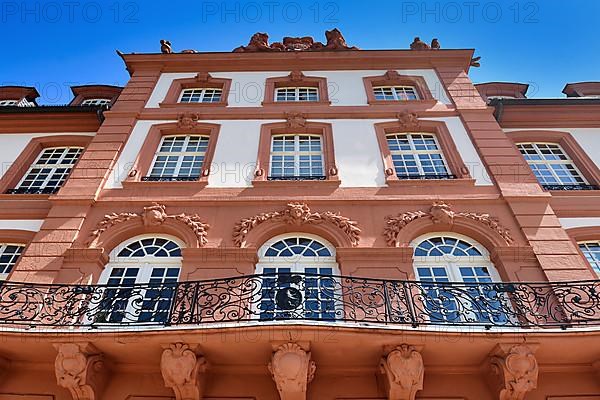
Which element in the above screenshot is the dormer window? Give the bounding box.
[179,88,223,103]
[373,86,419,101]
[81,98,111,106]
[275,87,319,102]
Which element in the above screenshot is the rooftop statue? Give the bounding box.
[233,28,358,52]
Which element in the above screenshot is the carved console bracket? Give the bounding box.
[233,202,361,247]
[379,344,424,400]
[54,343,108,400]
[384,201,514,247]
[86,202,210,247]
[161,343,208,400]
[486,344,539,400]
[268,343,316,400]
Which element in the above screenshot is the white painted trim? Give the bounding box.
[559,218,600,230]
[0,220,44,232]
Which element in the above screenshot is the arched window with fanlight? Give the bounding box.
[412,234,509,324]
[95,236,183,324]
[256,234,339,321]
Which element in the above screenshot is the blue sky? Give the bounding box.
[1,0,597,104]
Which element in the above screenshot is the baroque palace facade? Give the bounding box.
[0,30,598,400]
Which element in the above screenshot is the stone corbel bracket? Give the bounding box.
[86,202,210,247]
[54,342,108,400]
[160,343,208,400]
[384,201,514,247]
[486,344,539,400]
[268,342,316,400]
[379,344,424,400]
[233,202,360,247]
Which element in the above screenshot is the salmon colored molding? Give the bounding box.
[254,120,339,183]
[125,119,220,184]
[0,135,92,194]
[384,201,514,248]
[161,72,232,107]
[262,71,330,106]
[86,202,209,250]
[374,118,470,183]
[363,70,435,105]
[506,130,600,187]
[233,202,360,248]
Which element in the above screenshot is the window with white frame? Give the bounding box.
[517,143,588,188]
[81,98,111,106]
[269,134,324,179]
[579,241,600,276]
[256,234,339,321]
[0,100,18,106]
[147,135,210,180]
[386,133,451,178]
[373,86,419,101]
[0,244,25,280]
[275,87,319,102]
[13,147,83,194]
[179,88,223,103]
[95,236,182,324]
[413,234,508,324]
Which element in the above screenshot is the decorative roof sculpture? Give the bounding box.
[233,28,358,52]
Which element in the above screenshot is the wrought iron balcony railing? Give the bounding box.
[0,273,598,329]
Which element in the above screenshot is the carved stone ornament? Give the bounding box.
[471,56,482,68]
[233,28,358,52]
[379,344,424,400]
[178,113,200,130]
[233,202,361,247]
[161,343,208,400]
[409,37,440,50]
[86,202,210,247]
[487,344,538,400]
[160,39,172,54]
[268,343,316,400]
[397,112,421,130]
[285,112,307,129]
[384,201,514,247]
[54,343,107,400]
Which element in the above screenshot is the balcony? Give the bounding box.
[0,273,598,329]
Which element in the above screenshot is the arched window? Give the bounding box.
[578,241,600,277]
[96,236,183,324]
[256,234,339,321]
[412,234,508,324]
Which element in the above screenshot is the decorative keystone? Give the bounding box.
[268,343,316,400]
[161,343,208,400]
[379,344,424,400]
[54,343,107,400]
[487,344,539,400]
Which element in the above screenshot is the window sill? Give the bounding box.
[367,99,437,107]
[261,100,331,107]
[542,184,599,191]
[158,102,229,108]
[122,179,208,189]
[0,193,51,200]
[252,178,340,189]
[384,177,476,187]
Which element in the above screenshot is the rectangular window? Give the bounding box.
[579,242,600,276]
[386,133,451,179]
[373,86,419,101]
[269,135,324,180]
[0,244,25,280]
[12,147,83,194]
[179,88,222,103]
[81,98,111,106]
[275,87,319,102]
[147,135,209,181]
[517,143,587,188]
[0,100,18,106]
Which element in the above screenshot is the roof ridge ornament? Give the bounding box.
[409,37,440,50]
[233,28,358,52]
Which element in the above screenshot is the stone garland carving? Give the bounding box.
[233,203,361,247]
[268,343,316,400]
[161,343,208,400]
[487,344,538,400]
[379,344,424,400]
[86,203,210,247]
[54,343,107,400]
[384,201,514,247]
[234,28,358,52]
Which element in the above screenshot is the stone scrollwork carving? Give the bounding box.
[86,202,210,247]
[285,112,307,129]
[177,112,200,131]
[268,343,316,400]
[233,202,361,247]
[384,201,514,247]
[161,343,208,400]
[487,344,539,400]
[233,28,358,52]
[397,112,421,130]
[379,344,424,400]
[54,343,107,400]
